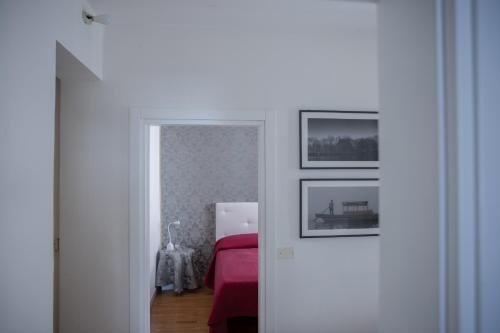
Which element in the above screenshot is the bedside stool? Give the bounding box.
[155,246,198,294]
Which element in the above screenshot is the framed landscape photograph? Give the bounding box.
[300,110,379,169]
[300,179,379,238]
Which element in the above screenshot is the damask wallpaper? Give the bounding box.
[160,125,258,281]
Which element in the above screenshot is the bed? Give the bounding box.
[204,202,259,333]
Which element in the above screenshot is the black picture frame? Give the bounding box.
[299,110,379,169]
[299,178,380,238]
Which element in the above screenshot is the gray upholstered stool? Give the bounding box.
[155,246,198,293]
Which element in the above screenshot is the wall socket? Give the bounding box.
[277,246,294,259]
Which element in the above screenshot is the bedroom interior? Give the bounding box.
[149,123,261,332]
[2,1,500,333]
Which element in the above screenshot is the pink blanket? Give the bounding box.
[205,233,258,333]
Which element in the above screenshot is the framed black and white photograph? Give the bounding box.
[300,110,379,169]
[300,179,379,238]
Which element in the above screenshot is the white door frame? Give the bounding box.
[440,0,478,332]
[129,108,276,333]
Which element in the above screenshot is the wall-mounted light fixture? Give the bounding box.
[82,10,112,26]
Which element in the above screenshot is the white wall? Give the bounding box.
[60,1,378,332]
[476,1,500,331]
[378,1,440,332]
[149,126,161,300]
[0,1,102,333]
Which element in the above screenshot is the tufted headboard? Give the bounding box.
[215,202,258,241]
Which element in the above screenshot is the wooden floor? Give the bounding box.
[151,287,257,333]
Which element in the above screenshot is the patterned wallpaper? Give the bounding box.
[160,125,258,281]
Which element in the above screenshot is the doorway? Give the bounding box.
[150,124,260,332]
[129,109,276,333]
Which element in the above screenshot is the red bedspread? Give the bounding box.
[205,233,258,333]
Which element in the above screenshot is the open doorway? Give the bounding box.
[129,109,276,333]
[149,124,260,332]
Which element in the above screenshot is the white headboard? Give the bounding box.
[215,202,258,241]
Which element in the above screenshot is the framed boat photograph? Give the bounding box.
[300,110,379,169]
[300,179,379,238]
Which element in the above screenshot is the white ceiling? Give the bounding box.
[86,0,376,31]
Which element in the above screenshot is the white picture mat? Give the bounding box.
[301,179,380,237]
[301,112,379,168]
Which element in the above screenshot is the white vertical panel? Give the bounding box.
[475,1,500,332]
[378,1,440,332]
[148,126,161,300]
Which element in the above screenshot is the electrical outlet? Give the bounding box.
[277,246,294,259]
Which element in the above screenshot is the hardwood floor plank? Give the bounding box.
[151,288,212,333]
[150,287,257,333]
